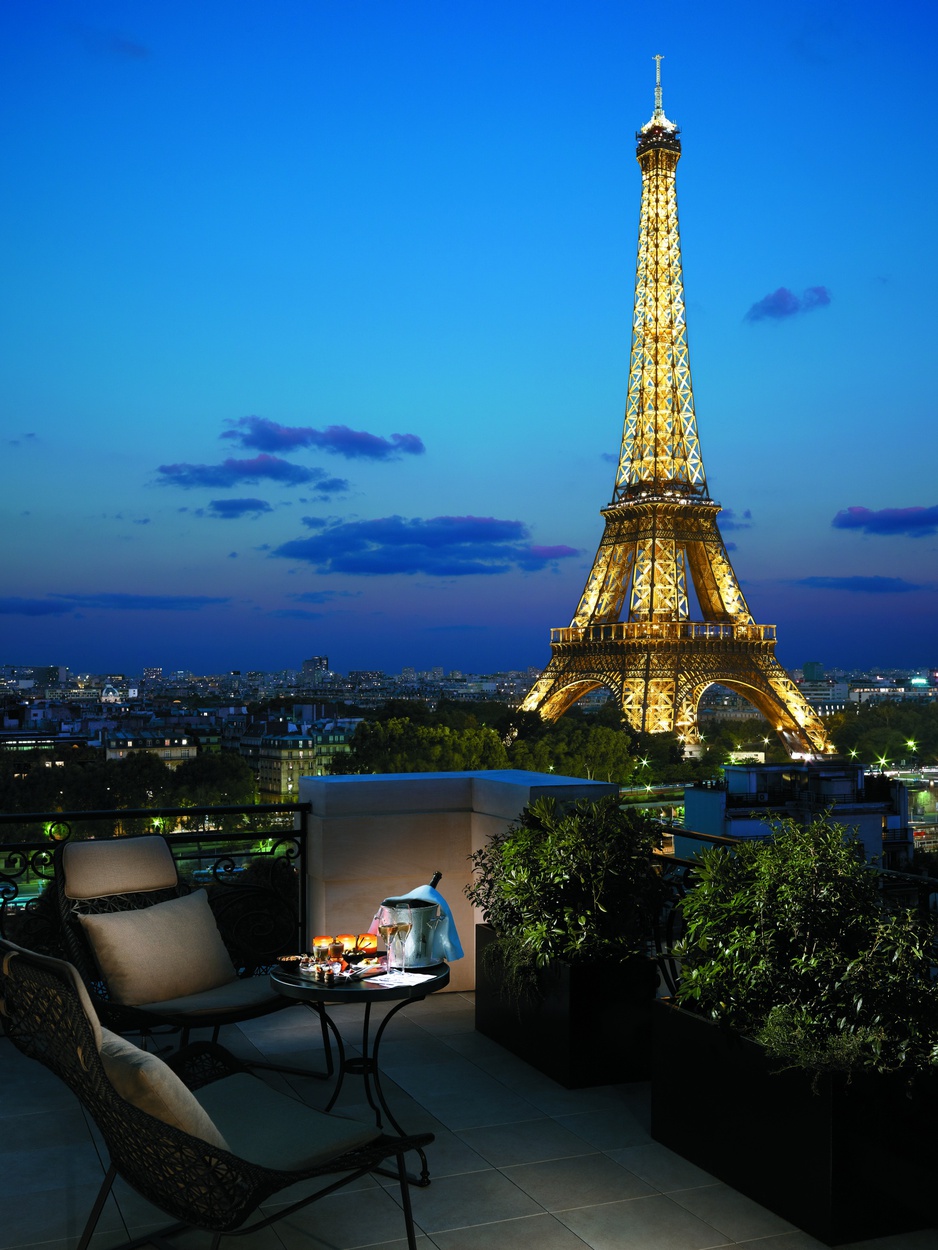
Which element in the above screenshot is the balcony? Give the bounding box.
[1,773,935,1248]
[4,993,935,1249]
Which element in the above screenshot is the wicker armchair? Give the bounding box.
[53,834,320,1048]
[0,938,431,1250]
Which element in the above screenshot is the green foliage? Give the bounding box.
[172,752,258,806]
[0,745,259,844]
[331,718,510,774]
[507,721,638,783]
[676,814,938,1076]
[467,796,664,981]
[825,699,938,766]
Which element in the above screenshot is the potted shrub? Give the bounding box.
[466,795,664,1087]
[652,813,938,1245]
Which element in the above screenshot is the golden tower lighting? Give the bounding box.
[522,58,833,757]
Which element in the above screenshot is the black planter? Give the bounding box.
[650,1000,936,1245]
[474,924,657,1088]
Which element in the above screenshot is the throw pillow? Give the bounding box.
[79,889,237,1006]
[99,1028,228,1148]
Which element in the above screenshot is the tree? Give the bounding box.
[508,721,637,784]
[171,752,258,807]
[331,719,509,774]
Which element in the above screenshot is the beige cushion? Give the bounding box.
[63,835,178,899]
[99,1028,228,1149]
[79,890,238,1006]
[138,974,284,1017]
[0,940,103,1053]
[194,1072,381,1170]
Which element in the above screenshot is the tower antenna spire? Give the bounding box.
[653,53,664,118]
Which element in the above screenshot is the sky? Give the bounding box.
[2,0,937,679]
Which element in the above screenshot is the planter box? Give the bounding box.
[650,1000,935,1245]
[474,924,657,1088]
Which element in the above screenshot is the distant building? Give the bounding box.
[105,731,196,769]
[681,762,912,869]
[239,722,357,802]
[799,679,849,715]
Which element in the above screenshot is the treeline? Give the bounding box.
[825,700,938,766]
[0,748,258,842]
[329,699,711,784]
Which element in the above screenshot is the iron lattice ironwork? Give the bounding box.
[523,59,832,756]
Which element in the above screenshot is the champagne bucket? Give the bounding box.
[379,896,443,968]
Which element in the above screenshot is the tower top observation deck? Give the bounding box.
[637,54,680,155]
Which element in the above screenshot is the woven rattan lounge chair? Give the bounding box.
[0,938,431,1250]
[53,834,321,1049]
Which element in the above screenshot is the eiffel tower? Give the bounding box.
[522,59,833,757]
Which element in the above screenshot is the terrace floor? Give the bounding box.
[2,989,934,1250]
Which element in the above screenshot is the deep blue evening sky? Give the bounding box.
[2,1,936,677]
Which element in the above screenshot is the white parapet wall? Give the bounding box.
[299,769,617,992]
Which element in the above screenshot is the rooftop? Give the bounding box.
[2,989,934,1250]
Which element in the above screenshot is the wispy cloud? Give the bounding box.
[268,609,324,620]
[272,515,579,577]
[831,505,938,538]
[718,508,753,531]
[745,286,831,322]
[156,454,349,495]
[286,590,357,604]
[791,576,928,595]
[52,593,230,611]
[204,498,273,520]
[222,416,425,460]
[0,597,73,617]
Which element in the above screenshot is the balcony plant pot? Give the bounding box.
[650,999,935,1245]
[466,795,665,1088]
[475,922,657,1088]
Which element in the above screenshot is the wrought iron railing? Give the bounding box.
[0,803,310,955]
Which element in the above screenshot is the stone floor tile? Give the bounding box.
[266,1183,423,1249]
[504,1152,657,1210]
[557,1192,733,1250]
[605,1142,719,1192]
[392,1168,543,1234]
[555,1106,652,1151]
[668,1182,797,1241]
[416,1088,543,1131]
[731,1235,829,1250]
[0,1182,127,1248]
[456,1117,597,1167]
[430,1212,594,1250]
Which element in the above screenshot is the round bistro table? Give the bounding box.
[270,962,450,1185]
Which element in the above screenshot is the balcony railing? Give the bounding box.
[0,803,310,956]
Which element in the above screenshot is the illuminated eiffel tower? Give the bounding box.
[522,59,833,756]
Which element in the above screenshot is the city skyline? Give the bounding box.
[2,1,937,677]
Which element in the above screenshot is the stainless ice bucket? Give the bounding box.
[379,896,443,968]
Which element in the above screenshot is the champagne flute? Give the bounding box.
[375,906,398,973]
[393,918,412,972]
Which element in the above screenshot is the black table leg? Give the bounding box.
[315,994,431,1185]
